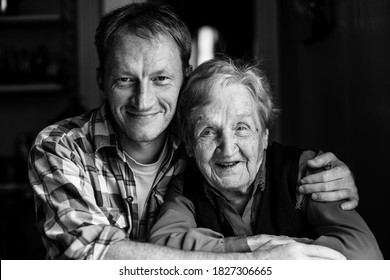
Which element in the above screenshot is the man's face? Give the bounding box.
[102,33,183,145]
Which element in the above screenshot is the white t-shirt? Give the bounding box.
[125,139,169,220]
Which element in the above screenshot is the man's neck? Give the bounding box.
[121,132,167,165]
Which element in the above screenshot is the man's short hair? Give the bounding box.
[95,2,192,74]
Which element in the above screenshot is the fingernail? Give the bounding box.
[312,193,317,200]
[298,186,304,193]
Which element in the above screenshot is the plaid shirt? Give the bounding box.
[28,103,187,259]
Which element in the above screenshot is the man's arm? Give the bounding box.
[28,138,127,259]
[298,152,359,210]
[105,237,345,260]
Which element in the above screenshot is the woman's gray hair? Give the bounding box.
[177,57,276,147]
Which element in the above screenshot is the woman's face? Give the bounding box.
[190,83,268,195]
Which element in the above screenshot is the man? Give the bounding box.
[28,3,358,260]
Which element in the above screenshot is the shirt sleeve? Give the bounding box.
[298,151,383,259]
[28,139,127,259]
[148,175,249,252]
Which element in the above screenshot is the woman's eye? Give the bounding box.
[200,129,216,138]
[237,124,249,131]
[236,124,251,135]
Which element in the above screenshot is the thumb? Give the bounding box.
[307,152,334,169]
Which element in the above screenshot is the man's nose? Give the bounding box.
[217,133,238,156]
[131,82,152,110]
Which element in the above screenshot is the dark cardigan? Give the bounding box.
[183,142,317,239]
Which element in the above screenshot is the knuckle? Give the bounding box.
[327,152,335,158]
[340,165,351,176]
[336,191,343,201]
[324,183,332,191]
[318,172,326,181]
[313,192,322,200]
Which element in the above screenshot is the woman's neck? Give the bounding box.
[220,186,253,216]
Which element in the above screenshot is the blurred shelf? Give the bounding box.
[0,83,63,93]
[0,14,61,23]
[0,182,32,199]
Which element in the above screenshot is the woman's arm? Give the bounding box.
[298,151,382,259]
[148,175,249,252]
[148,176,346,260]
[303,197,383,259]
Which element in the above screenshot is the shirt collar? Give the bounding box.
[91,103,120,153]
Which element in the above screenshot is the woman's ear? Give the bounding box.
[262,129,269,150]
[185,143,194,158]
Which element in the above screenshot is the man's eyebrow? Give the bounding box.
[150,69,173,76]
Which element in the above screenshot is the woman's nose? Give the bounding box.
[217,133,238,156]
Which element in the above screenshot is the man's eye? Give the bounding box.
[153,76,170,84]
[116,77,134,85]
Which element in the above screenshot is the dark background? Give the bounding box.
[0,0,389,259]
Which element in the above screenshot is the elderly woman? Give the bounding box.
[148,58,383,259]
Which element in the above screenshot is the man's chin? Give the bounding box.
[126,128,165,143]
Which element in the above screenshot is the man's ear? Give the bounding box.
[186,65,193,77]
[262,129,269,150]
[96,67,105,97]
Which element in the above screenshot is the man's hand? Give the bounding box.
[299,152,359,210]
[250,234,346,260]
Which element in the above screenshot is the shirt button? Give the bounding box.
[126,196,134,203]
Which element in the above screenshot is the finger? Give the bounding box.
[339,198,359,210]
[257,234,279,244]
[310,190,351,202]
[292,237,313,244]
[305,244,346,260]
[264,238,297,247]
[300,166,347,184]
[306,152,337,169]
[299,180,345,194]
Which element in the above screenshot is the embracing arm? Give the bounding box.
[28,139,126,259]
[105,240,249,259]
[106,235,344,260]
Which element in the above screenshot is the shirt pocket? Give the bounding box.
[99,207,129,230]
